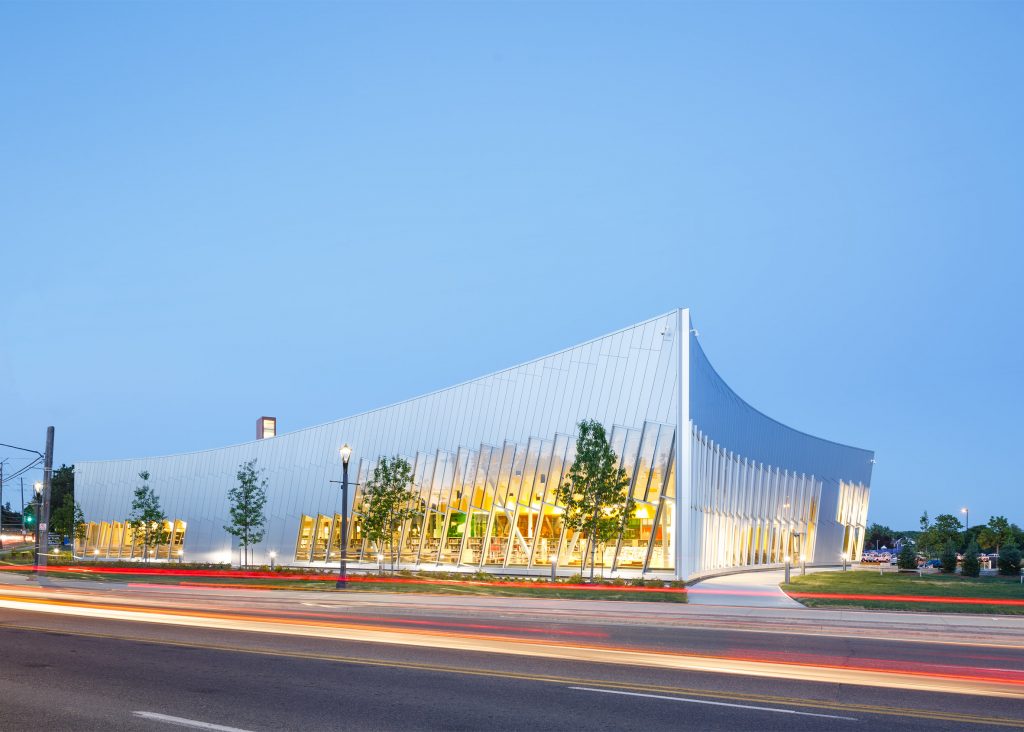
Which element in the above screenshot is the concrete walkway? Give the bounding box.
[687,567,836,608]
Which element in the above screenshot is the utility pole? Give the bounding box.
[20,478,25,537]
[36,427,54,574]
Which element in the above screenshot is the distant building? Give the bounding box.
[75,309,874,580]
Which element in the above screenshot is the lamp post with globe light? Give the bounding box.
[336,444,352,589]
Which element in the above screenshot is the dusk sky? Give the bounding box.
[2,2,1021,530]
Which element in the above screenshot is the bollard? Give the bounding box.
[551,555,558,583]
[784,557,791,584]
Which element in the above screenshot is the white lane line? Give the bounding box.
[132,711,257,731]
[567,687,858,721]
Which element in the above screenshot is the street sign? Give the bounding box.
[47,533,60,546]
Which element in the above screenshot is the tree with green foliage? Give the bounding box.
[897,542,917,570]
[939,542,959,573]
[978,516,1014,555]
[961,540,981,577]
[920,513,963,556]
[867,523,895,550]
[50,499,86,544]
[49,464,74,520]
[224,459,268,567]
[997,541,1022,577]
[556,419,633,582]
[127,471,169,561]
[360,456,417,572]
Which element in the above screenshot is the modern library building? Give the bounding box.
[75,309,874,580]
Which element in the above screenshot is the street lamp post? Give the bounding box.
[336,444,352,590]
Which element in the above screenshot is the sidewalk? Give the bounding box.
[686,568,826,608]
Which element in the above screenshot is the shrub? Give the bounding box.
[940,543,958,573]
[998,541,1022,576]
[961,541,981,578]
[897,544,917,570]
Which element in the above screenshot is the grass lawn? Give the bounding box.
[782,570,1024,614]
[1,562,687,603]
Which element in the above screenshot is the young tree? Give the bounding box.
[961,540,981,578]
[997,541,1022,577]
[939,542,959,574]
[127,471,170,561]
[360,456,417,573]
[224,459,268,567]
[556,419,633,582]
[897,542,917,570]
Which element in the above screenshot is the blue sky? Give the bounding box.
[2,2,1021,529]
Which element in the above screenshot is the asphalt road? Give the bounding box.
[1,579,1023,730]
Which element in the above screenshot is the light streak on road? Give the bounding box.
[1,589,1023,699]
[3,565,1023,608]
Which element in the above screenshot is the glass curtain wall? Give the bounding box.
[312,421,677,573]
[836,480,870,560]
[690,426,822,574]
[78,518,188,559]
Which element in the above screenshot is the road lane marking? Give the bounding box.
[568,687,859,721]
[132,711,255,731]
